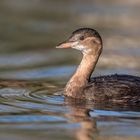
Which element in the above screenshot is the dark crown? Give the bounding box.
[70,28,102,44]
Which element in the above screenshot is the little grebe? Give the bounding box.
[56,28,140,104]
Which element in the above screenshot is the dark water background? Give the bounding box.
[0,0,140,139]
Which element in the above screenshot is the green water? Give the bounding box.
[0,0,140,140]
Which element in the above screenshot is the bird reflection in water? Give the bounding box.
[65,98,98,140]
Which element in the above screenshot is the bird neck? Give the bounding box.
[64,52,100,97]
[73,54,98,82]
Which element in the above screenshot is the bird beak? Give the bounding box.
[56,41,73,49]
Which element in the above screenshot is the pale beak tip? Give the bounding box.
[55,42,72,49]
[56,46,60,48]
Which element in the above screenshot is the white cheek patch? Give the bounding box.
[71,42,85,51]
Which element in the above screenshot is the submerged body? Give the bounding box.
[57,28,140,104]
[82,74,140,104]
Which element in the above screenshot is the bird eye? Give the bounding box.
[93,40,97,44]
[79,36,84,41]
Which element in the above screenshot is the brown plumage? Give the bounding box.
[56,28,140,104]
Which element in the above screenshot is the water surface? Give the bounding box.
[0,0,140,140]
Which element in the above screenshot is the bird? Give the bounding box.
[56,28,140,104]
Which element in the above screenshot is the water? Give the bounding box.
[0,0,140,139]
